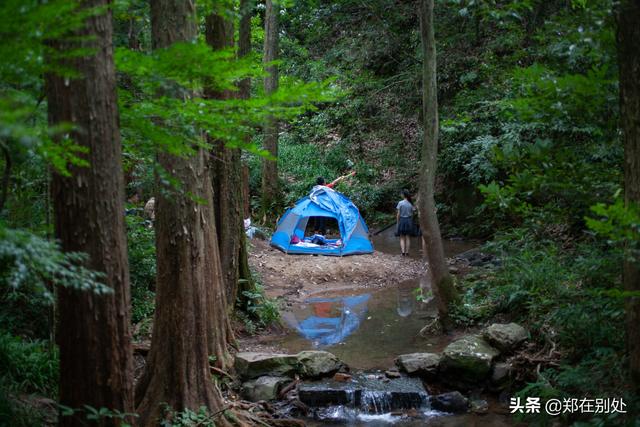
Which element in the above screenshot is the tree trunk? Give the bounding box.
[238,0,257,309]
[44,1,134,425]
[261,0,280,219]
[205,12,256,310]
[417,0,460,330]
[135,1,231,425]
[238,0,253,100]
[617,0,640,393]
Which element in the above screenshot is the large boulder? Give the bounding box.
[242,376,290,402]
[235,352,299,379]
[483,323,528,352]
[297,351,343,378]
[441,335,500,382]
[430,391,469,413]
[395,353,441,376]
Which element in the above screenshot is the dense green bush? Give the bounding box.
[0,332,58,396]
[454,231,633,423]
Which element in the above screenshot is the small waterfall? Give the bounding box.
[361,390,393,413]
[300,372,432,422]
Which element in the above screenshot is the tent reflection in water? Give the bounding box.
[283,294,371,346]
[270,186,374,256]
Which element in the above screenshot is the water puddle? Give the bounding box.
[280,279,452,370]
[273,231,516,425]
[278,232,477,369]
[371,229,477,259]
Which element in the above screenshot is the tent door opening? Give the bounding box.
[306,216,340,238]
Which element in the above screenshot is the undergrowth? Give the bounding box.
[452,229,637,425]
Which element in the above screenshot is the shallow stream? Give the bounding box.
[278,230,476,369]
[271,229,516,425]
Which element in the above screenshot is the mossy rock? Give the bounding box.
[234,352,299,379]
[441,335,500,383]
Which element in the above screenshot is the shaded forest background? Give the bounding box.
[1,0,638,425]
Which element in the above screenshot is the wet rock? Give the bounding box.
[298,384,358,407]
[395,353,441,376]
[235,352,299,379]
[483,323,528,352]
[242,376,290,401]
[385,370,401,379]
[333,372,352,382]
[298,373,428,412]
[441,335,500,382]
[490,362,512,390]
[297,350,343,378]
[470,399,489,414]
[430,391,469,413]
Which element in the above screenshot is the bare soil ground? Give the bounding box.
[248,239,426,304]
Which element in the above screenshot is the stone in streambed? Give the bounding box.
[333,372,352,382]
[242,376,290,401]
[490,362,512,390]
[385,370,402,379]
[430,391,469,413]
[395,353,441,376]
[297,350,343,378]
[441,335,500,382]
[470,399,489,414]
[483,323,528,352]
[235,352,299,379]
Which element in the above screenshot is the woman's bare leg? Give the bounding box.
[400,235,406,254]
[405,236,411,255]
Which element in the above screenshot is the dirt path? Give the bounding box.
[248,239,426,304]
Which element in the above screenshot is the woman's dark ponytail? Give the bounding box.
[402,189,413,205]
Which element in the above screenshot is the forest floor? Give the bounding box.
[247,238,426,304]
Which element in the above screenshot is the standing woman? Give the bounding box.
[396,189,416,256]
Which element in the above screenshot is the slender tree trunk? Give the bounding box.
[261,0,280,219]
[135,1,231,425]
[237,0,257,309]
[617,0,640,393]
[45,1,134,425]
[205,12,256,310]
[417,0,459,330]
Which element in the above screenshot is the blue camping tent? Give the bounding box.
[270,186,374,256]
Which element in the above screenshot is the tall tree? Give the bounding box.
[135,1,230,425]
[237,0,256,303]
[417,0,460,329]
[239,0,253,100]
[261,0,280,218]
[617,0,640,392]
[44,1,134,425]
[205,12,254,308]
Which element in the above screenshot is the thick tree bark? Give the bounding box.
[617,0,640,392]
[417,0,460,330]
[44,1,134,425]
[238,0,253,100]
[205,12,255,309]
[261,0,280,218]
[135,1,231,425]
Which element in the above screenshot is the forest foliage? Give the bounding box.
[0,0,638,425]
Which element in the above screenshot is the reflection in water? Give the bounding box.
[283,294,371,347]
[396,284,414,318]
[280,281,443,369]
